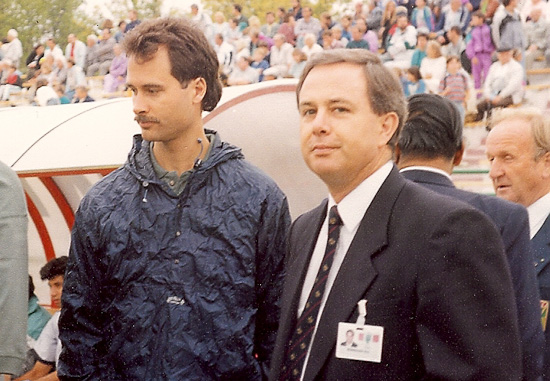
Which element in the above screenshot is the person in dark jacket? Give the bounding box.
[395,93,544,381]
[58,17,291,380]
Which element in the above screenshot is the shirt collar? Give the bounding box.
[328,161,393,233]
[527,191,550,238]
[400,165,453,181]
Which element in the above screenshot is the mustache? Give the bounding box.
[134,115,160,123]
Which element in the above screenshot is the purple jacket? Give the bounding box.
[466,24,495,58]
[109,54,128,78]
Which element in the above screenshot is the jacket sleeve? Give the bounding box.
[253,192,291,379]
[0,163,28,376]
[416,207,522,379]
[58,199,108,380]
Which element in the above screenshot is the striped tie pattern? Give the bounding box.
[280,205,343,380]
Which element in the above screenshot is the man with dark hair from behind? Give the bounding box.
[58,17,290,380]
[16,256,68,381]
[395,93,544,380]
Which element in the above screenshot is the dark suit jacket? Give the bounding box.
[270,167,521,380]
[533,214,550,380]
[402,168,544,380]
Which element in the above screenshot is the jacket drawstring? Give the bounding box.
[142,181,149,203]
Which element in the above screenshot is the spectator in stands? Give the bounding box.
[250,49,270,82]
[0,158,27,380]
[103,44,127,93]
[411,0,434,31]
[71,85,94,103]
[330,25,348,47]
[64,58,85,99]
[263,33,294,79]
[338,14,353,41]
[125,9,141,32]
[262,11,280,38]
[302,32,323,58]
[411,30,429,67]
[346,25,370,49]
[86,28,116,76]
[279,12,297,46]
[520,0,550,24]
[227,17,243,45]
[475,47,524,120]
[439,55,469,120]
[214,33,235,78]
[379,1,398,51]
[442,25,466,56]
[34,78,60,106]
[44,38,64,61]
[321,29,343,50]
[114,20,127,43]
[355,18,379,53]
[64,34,86,69]
[317,12,334,45]
[25,43,45,79]
[0,63,22,101]
[403,65,428,96]
[366,0,383,32]
[212,12,230,41]
[289,0,303,20]
[287,48,307,78]
[190,4,213,43]
[233,4,249,30]
[84,34,98,75]
[382,14,417,69]
[420,40,447,93]
[0,29,23,80]
[49,57,68,87]
[15,256,68,381]
[228,55,259,85]
[524,8,548,71]
[491,0,525,52]
[277,6,286,24]
[294,6,321,48]
[435,0,470,44]
[54,83,70,104]
[353,1,367,21]
[466,11,495,90]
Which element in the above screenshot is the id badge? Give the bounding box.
[335,300,384,363]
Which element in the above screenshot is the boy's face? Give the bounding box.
[417,36,427,49]
[447,59,461,74]
[472,15,483,26]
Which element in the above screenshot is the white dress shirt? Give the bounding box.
[298,161,393,378]
[528,191,550,238]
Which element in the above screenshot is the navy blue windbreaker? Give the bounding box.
[58,132,291,380]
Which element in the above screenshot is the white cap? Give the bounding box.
[7,29,18,38]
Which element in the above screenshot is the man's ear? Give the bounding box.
[190,77,207,105]
[452,141,465,167]
[379,112,399,148]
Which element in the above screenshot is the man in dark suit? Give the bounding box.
[395,93,544,380]
[270,49,521,381]
[486,107,550,379]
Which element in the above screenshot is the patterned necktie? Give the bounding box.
[280,205,343,381]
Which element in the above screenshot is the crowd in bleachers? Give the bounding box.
[0,0,549,116]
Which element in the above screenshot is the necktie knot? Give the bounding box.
[329,205,342,228]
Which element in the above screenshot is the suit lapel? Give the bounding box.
[533,215,550,276]
[271,200,328,376]
[303,168,406,381]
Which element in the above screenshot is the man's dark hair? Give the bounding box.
[29,275,35,300]
[234,4,242,13]
[40,255,68,281]
[398,94,463,160]
[122,17,222,112]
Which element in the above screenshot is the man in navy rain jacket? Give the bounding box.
[58,17,291,380]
